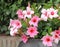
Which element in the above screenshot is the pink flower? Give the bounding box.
[54,30,60,35]
[51,30,60,44]
[27,27,38,37]
[29,16,40,27]
[9,19,22,28]
[16,9,24,19]
[41,8,49,21]
[21,34,28,43]
[41,35,53,46]
[10,27,18,36]
[52,34,60,44]
[48,8,58,19]
[23,6,34,18]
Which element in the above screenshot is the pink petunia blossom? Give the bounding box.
[9,19,22,28]
[27,27,38,37]
[23,5,34,18]
[48,8,58,19]
[16,9,24,19]
[41,35,53,46]
[41,8,49,21]
[29,16,40,27]
[21,34,28,43]
[10,27,18,36]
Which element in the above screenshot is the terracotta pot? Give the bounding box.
[18,39,58,47]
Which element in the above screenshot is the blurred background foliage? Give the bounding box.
[0,0,60,36]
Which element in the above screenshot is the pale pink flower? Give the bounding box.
[10,27,18,36]
[23,6,34,18]
[41,35,53,46]
[21,34,28,43]
[29,16,40,27]
[48,8,58,19]
[16,9,24,19]
[41,9,49,21]
[9,19,22,28]
[27,27,38,37]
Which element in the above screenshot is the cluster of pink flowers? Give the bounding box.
[41,30,60,46]
[9,3,60,47]
[41,8,58,21]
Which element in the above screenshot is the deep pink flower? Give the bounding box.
[23,6,34,18]
[9,19,22,28]
[48,8,58,19]
[21,34,28,43]
[41,35,53,46]
[41,9,49,21]
[27,27,38,37]
[29,16,40,27]
[16,9,24,19]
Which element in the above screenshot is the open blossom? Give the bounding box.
[10,27,18,36]
[23,6,34,18]
[48,8,58,19]
[41,8,49,21]
[9,19,22,28]
[27,27,38,37]
[52,34,60,44]
[21,34,28,43]
[51,30,60,44]
[54,30,60,35]
[16,9,24,19]
[29,16,40,27]
[41,35,53,46]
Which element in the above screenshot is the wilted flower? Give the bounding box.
[10,27,18,36]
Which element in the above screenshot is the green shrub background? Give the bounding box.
[0,0,60,35]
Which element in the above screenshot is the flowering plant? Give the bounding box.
[9,3,60,47]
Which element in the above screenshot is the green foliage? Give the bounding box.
[37,18,60,38]
[0,0,60,36]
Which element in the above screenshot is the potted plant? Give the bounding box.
[9,2,60,47]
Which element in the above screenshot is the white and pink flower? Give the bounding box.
[9,19,22,28]
[21,34,28,43]
[51,30,60,44]
[10,27,18,36]
[23,5,34,18]
[41,8,49,21]
[48,8,58,19]
[16,9,24,19]
[27,27,38,37]
[29,16,40,27]
[41,35,53,46]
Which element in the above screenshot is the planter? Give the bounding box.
[0,36,20,47]
[18,39,59,47]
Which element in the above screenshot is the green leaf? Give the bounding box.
[42,31,47,36]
